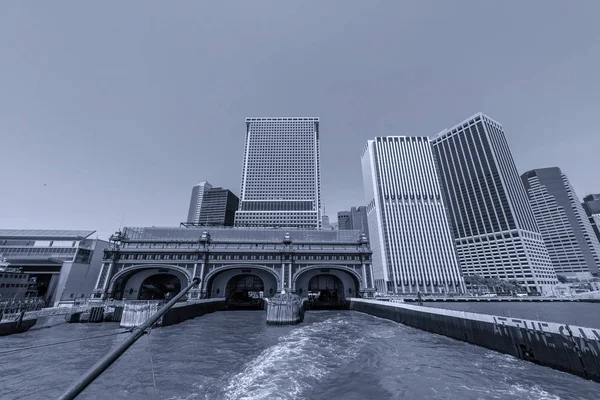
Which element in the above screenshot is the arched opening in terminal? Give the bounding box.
[308,274,345,309]
[110,267,189,301]
[225,274,265,310]
[138,273,182,301]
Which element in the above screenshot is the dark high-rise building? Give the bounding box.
[337,206,369,237]
[198,188,239,226]
[186,181,239,226]
[522,168,600,278]
[431,113,557,294]
[582,194,600,249]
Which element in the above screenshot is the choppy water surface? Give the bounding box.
[1,310,599,399]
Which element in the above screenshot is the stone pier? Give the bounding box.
[350,298,600,383]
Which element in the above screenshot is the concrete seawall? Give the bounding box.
[162,299,226,327]
[350,298,600,383]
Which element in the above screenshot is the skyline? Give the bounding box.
[1,1,599,240]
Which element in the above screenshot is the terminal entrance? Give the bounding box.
[308,274,345,309]
[225,274,264,310]
[138,273,181,301]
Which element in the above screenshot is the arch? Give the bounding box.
[203,264,280,299]
[293,265,362,299]
[202,264,280,292]
[138,273,182,300]
[292,265,363,288]
[107,264,192,297]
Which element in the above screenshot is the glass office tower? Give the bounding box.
[431,113,557,294]
[362,136,465,294]
[522,168,600,278]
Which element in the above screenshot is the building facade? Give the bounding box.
[92,226,375,302]
[361,136,465,294]
[337,206,369,237]
[582,194,600,248]
[197,188,239,226]
[186,181,213,224]
[187,183,239,226]
[521,168,600,278]
[0,262,37,300]
[234,117,322,228]
[431,113,558,294]
[0,229,108,305]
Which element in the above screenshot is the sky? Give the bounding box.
[1,1,599,240]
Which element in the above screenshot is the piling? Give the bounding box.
[265,292,304,325]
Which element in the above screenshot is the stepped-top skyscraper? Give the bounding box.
[521,167,600,278]
[431,113,558,294]
[582,194,600,247]
[362,136,465,294]
[234,117,322,228]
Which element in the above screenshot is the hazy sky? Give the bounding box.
[1,1,599,240]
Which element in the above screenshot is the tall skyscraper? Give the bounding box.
[362,136,465,294]
[521,168,600,278]
[337,206,369,238]
[431,113,558,294]
[186,182,239,226]
[235,117,321,228]
[187,181,212,224]
[582,194,600,250]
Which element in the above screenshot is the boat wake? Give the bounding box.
[222,316,365,400]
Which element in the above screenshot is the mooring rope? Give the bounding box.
[147,328,159,400]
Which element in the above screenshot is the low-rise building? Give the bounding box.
[92,226,375,303]
[0,262,37,300]
[0,229,108,306]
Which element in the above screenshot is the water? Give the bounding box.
[422,301,600,329]
[1,310,599,399]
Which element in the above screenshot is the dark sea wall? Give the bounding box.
[350,299,600,383]
[0,318,37,336]
[162,299,226,327]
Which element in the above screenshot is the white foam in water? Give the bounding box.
[223,317,365,400]
[498,384,561,400]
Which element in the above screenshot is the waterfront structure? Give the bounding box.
[582,194,600,248]
[431,113,558,294]
[0,230,108,305]
[92,226,375,301]
[338,206,369,237]
[0,262,37,300]
[186,182,239,226]
[361,136,465,294]
[234,117,322,229]
[521,168,600,278]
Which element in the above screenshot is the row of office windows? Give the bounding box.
[119,253,362,262]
